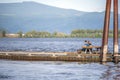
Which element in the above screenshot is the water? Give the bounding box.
[0,38,119,52]
[0,38,120,80]
[0,60,119,80]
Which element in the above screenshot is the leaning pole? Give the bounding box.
[113,0,119,63]
[101,0,111,63]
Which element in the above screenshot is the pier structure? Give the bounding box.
[0,52,115,62]
[101,0,119,63]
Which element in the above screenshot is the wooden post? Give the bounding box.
[113,0,119,63]
[101,0,111,63]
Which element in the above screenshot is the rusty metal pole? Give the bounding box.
[113,0,119,63]
[101,0,111,63]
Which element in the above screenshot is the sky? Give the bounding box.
[0,0,120,13]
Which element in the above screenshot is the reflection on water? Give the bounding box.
[0,38,119,52]
[0,60,119,80]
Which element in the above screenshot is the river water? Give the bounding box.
[0,38,119,52]
[0,60,120,80]
[0,38,120,80]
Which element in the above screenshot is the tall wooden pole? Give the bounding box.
[113,0,119,63]
[101,0,111,63]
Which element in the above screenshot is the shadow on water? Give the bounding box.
[100,62,120,80]
[0,74,12,79]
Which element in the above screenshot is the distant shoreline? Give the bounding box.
[1,29,119,38]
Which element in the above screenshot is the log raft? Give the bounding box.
[0,52,119,62]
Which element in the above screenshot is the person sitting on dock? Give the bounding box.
[77,40,91,53]
[77,40,89,53]
[88,41,92,46]
[81,40,89,51]
[87,41,92,52]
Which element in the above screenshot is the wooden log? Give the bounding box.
[101,0,112,63]
[0,52,119,62]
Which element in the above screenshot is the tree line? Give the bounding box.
[17,29,120,38]
[0,30,6,37]
[1,29,120,38]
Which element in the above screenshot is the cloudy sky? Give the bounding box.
[0,0,120,12]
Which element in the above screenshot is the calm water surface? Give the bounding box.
[0,38,119,52]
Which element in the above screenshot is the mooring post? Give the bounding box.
[113,0,119,63]
[101,0,111,63]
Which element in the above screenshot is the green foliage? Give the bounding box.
[9,29,120,38]
[0,30,6,37]
[24,30,51,38]
[71,29,103,38]
[52,32,68,38]
[2,30,6,37]
[17,31,23,38]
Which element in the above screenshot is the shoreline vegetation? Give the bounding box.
[0,29,120,38]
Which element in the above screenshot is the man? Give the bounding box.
[77,40,92,53]
[81,40,90,51]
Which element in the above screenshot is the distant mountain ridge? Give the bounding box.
[0,1,86,17]
[0,1,119,33]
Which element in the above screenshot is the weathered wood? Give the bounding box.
[101,0,112,63]
[82,46,101,49]
[0,52,119,62]
[113,0,119,64]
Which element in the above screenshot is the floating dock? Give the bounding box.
[0,52,119,62]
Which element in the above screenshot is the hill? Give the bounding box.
[0,1,119,33]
